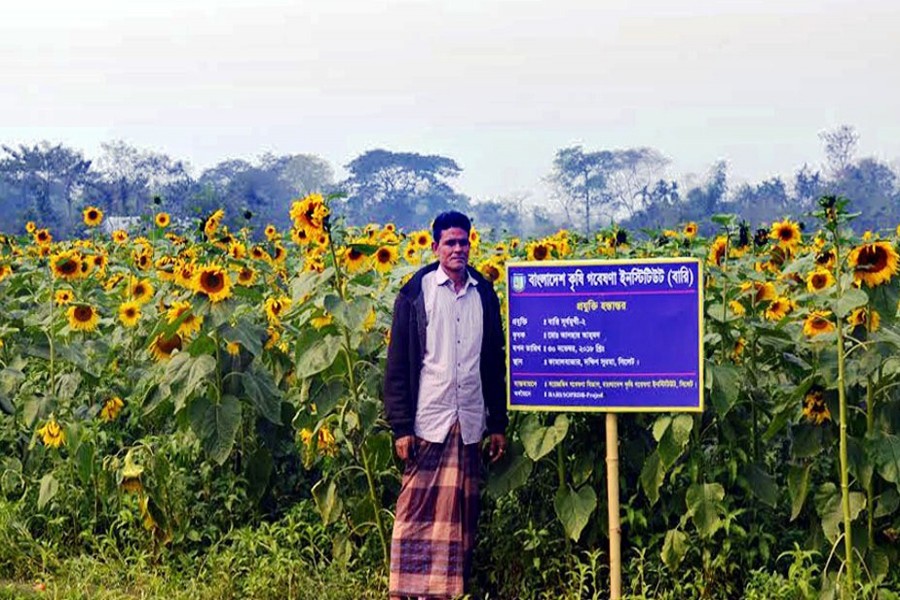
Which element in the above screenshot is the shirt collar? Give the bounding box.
[436,264,478,288]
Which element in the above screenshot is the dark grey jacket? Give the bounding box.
[383,262,508,439]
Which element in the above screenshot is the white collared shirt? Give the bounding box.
[415,265,485,445]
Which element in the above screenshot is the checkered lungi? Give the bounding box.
[389,422,482,599]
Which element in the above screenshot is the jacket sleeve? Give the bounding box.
[383,293,416,438]
[484,288,509,435]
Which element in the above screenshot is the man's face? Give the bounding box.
[433,227,470,275]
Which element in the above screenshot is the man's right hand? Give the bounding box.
[394,435,417,462]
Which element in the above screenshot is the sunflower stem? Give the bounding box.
[831,230,854,598]
[866,375,875,550]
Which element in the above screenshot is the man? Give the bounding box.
[384,210,508,599]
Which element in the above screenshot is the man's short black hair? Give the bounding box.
[432,211,471,244]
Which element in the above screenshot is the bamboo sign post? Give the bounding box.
[606,413,622,599]
[505,258,704,599]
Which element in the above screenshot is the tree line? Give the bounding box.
[1,125,895,238]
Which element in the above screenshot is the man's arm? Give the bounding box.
[483,287,509,436]
[383,293,416,439]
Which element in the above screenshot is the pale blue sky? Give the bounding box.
[2,0,899,201]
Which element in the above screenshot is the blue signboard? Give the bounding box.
[506,258,704,412]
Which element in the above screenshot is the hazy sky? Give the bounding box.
[2,0,899,201]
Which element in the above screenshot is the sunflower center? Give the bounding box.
[59,259,78,274]
[377,249,391,263]
[858,245,887,270]
[74,306,93,322]
[534,246,548,260]
[157,334,183,354]
[203,273,223,292]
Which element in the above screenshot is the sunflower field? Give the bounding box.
[0,194,899,599]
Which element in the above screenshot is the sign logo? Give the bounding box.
[512,272,526,293]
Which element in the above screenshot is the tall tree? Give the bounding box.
[338,150,469,228]
[550,146,670,234]
[819,124,859,178]
[549,146,610,234]
[0,142,92,235]
[93,141,192,217]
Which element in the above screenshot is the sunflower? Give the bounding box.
[815,248,836,270]
[166,300,203,338]
[155,256,177,282]
[193,264,232,303]
[847,241,900,287]
[34,229,52,245]
[264,296,292,325]
[803,310,835,337]
[54,288,75,306]
[806,268,835,293]
[175,261,197,290]
[91,253,109,275]
[469,227,480,250]
[83,206,104,227]
[0,264,11,283]
[228,241,247,260]
[50,250,83,281]
[236,266,257,286]
[732,337,747,363]
[303,251,326,273]
[373,245,399,274]
[411,230,432,249]
[118,301,142,328]
[128,277,155,305]
[264,224,278,241]
[272,244,287,264]
[848,307,880,332]
[363,307,377,331]
[289,193,329,236]
[104,273,125,291]
[478,258,504,284]
[250,245,270,262]
[741,280,777,304]
[291,227,311,246]
[342,246,369,274]
[149,332,183,361]
[67,304,99,332]
[764,296,792,321]
[225,341,241,356]
[203,209,225,239]
[37,419,65,447]
[707,236,728,267]
[403,244,421,265]
[729,300,746,316]
[311,312,333,330]
[526,241,553,261]
[682,222,698,239]
[153,212,170,228]
[802,387,831,425]
[112,229,129,244]
[769,219,802,250]
[25,221,36,233]
[134,251,153,271]
[79,257,94,278]
[100,396,124,422]
[317,425,337,456]
[261,327,280,352]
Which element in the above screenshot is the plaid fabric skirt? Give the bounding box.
[389,423,482,599]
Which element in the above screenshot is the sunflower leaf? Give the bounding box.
[832,287,869,318]
[189,393,241,465]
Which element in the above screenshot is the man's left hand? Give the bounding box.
[487,433,507,464]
